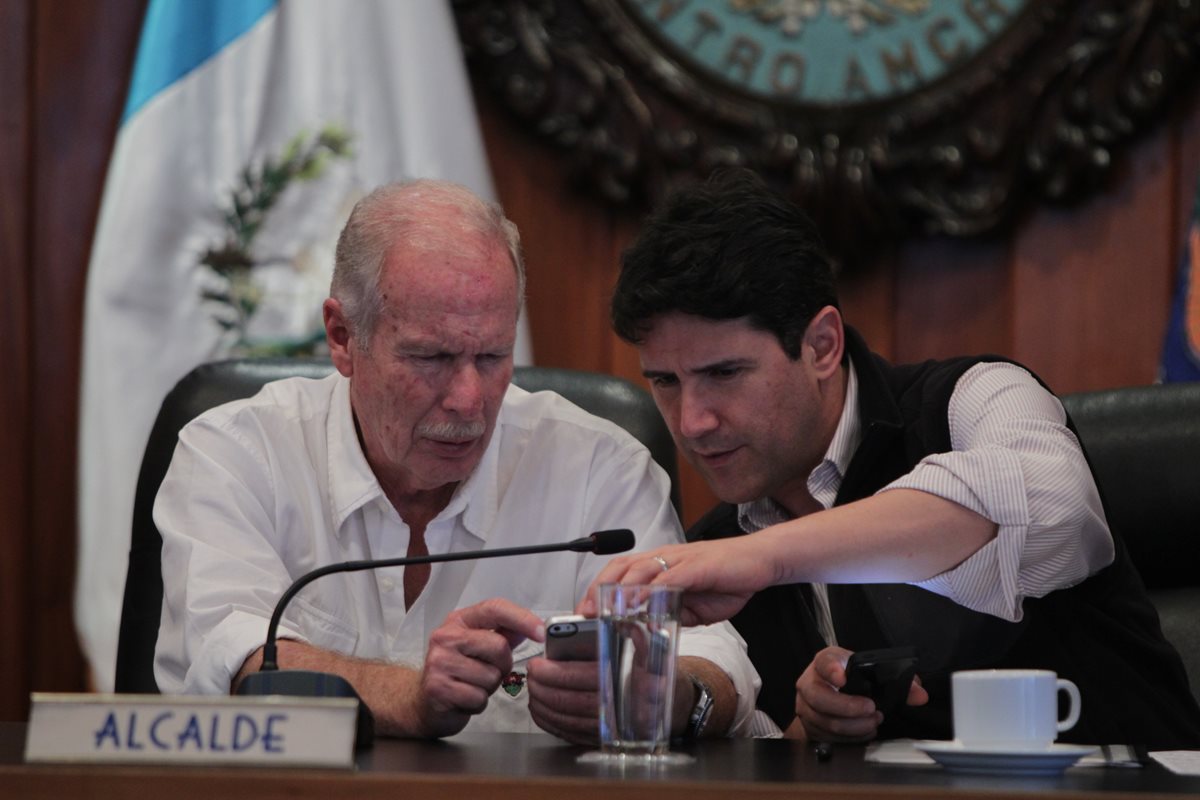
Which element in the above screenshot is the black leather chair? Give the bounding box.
[1062,382,1200,702]
[114,358,678,693]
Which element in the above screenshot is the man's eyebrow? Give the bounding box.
[642,358,754,380]
[395,342,445,355]
[692,358,753,372]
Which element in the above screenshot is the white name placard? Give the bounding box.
[25,692,357,768]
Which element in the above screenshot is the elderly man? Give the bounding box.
[586,169,1200,749]
[155,180,757,741]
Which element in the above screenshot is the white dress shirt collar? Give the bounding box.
[739,356,861,531]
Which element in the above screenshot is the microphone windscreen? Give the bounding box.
[590,529,635,555]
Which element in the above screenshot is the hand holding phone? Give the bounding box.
[544,614,599,661]
[841,646,919,716]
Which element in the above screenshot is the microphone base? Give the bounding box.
[236,669,375,749]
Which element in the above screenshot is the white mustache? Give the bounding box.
[419,421,485,441]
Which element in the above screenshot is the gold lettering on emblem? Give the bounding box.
[687,10,722,50]
[770,53,805,97]
[927,16,967,65]
[723,35,763,84]
[645,0,689,24]
[880,40,922,91]
[963,0,1011,35]
[843,55,873,100]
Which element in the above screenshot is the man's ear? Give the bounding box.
[323,298,355,377]
[804,306,844,379]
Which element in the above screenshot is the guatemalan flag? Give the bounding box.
[1160,176,1200,382]
[77,0,531,691]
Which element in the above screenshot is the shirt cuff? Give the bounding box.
[882,448,1030,622]
[181,610,308,694]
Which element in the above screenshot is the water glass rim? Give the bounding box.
[596,583,682,615]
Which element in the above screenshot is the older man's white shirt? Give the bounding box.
[155,373,758,734]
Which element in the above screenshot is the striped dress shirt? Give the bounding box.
[739,358,1115,637]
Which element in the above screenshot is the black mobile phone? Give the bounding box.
[842,646,919,716]
[544,614,599,661]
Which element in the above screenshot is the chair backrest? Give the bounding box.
[114,358,678,693]
[1061,381,1200,701]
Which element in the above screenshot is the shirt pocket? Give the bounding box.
[488,614,552,711]
[288,594,360,655]
[454,634,544,735]
[511,636,546,668]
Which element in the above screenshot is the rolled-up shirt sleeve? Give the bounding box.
[882,362,1114,622]
[154,416,310,695]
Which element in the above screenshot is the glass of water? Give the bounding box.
[579,583,691,764]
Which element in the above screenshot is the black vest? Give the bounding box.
[688,327,1200,748]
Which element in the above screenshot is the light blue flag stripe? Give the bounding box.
[122,0,276,123]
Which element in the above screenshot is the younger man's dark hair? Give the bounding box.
[611,168,838,359]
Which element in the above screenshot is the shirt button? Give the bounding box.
[380,577,395,591]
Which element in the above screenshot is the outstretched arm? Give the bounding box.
[580,488,996,626]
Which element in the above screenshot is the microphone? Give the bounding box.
[235,529,635,748]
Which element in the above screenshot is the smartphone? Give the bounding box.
[842,646,919,716]
[544,614,599,661]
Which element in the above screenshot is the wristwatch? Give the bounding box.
[685,675,715,739]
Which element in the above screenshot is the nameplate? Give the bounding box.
[25,692,357,768]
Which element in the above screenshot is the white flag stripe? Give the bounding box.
[78,0,529,691]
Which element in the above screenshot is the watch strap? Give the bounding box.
[685,675,715,739]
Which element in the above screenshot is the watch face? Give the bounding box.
[687,676,715,736]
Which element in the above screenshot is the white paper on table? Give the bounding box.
[1150,751,1200,776]
[865,740,938,765]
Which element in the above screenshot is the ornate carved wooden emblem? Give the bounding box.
[455,0,1199,263]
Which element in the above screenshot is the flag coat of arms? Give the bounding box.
[78,0,530,691]
[1161,177,1200,382]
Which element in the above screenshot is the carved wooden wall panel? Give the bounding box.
[457,0,1200,265]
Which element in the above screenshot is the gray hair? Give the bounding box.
[330,179,525,349]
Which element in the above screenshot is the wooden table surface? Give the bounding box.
[3,721,1199,800]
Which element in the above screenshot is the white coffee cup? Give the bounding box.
[951,669,1081,751]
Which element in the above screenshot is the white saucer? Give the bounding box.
[913,740,1098,776]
